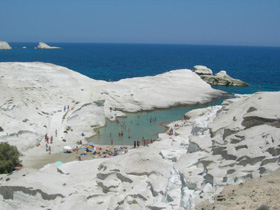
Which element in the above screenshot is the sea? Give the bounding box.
[1,43,280,145]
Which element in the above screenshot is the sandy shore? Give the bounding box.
[21,144,133,169]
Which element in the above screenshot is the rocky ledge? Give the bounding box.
[193,65,249,86]
[36,42,61,49]
[0,41,12,50]
[0,62,224,154]
[0,89,279,209]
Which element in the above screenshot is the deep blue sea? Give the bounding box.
[1,43,280,94]
[1,43,280,145]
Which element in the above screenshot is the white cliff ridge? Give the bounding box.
[0,62,279,209]
[0,62,224,154]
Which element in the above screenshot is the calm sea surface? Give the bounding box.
[1,43,280,144]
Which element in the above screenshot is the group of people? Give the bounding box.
[64,105,70,112]
[45,134,54,154]
[77,145,128,161]
[133,137,157,148]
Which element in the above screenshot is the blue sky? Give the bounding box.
[1,0,280,46]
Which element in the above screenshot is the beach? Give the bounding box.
[21,144,132,169]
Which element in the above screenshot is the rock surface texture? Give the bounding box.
[36,42,61,49]
[193,65,249,86]
[196,168,280,210]
[0,62,224,153]
[0,41,12,50]
[0,62,278,210]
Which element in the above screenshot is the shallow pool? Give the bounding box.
[90,97,226,146]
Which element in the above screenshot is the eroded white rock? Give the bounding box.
[36,42,61,49]
[0,41,12,50]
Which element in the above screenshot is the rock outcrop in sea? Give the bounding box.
[36,42,61,49]
[193,65,249,86]
[0,41,12,50]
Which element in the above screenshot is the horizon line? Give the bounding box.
[5,41,280,48]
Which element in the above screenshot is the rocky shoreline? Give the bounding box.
[0,62,279,209]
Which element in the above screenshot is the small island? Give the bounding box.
[193,65,249,86]
[36,42,61,49]
[0,41,12,50]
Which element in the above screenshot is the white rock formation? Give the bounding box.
[36,42,61,49]
[0,68,279,210]
[193,65,213,75]
[97,69,225,113]
[193,65,249,86]
[0,41,12,50]
[203,70,249,86]
[0,62,224,155]
[1,62,278,209]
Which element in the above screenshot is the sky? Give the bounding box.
[1,0,280,46]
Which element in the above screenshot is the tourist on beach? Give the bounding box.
[48,146,51,154]
[144,139,146,146]
[134,141,136,148]
[55,129,57,137]
[46,136,49,144]
[50,136,53,144]
[78,156,81,161]
[67,105,69,110]
[46,144,48,151]
[147,139,149,146]
[137,139,140,147]
[64,105,66,112]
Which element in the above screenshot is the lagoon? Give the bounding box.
[90,97,226,145]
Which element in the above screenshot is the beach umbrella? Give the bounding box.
[55,161,63,165]
[88,142,94,146]
[63,145,72,150]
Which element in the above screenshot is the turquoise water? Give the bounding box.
[1,43,280,145]
[91,98,226,145]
